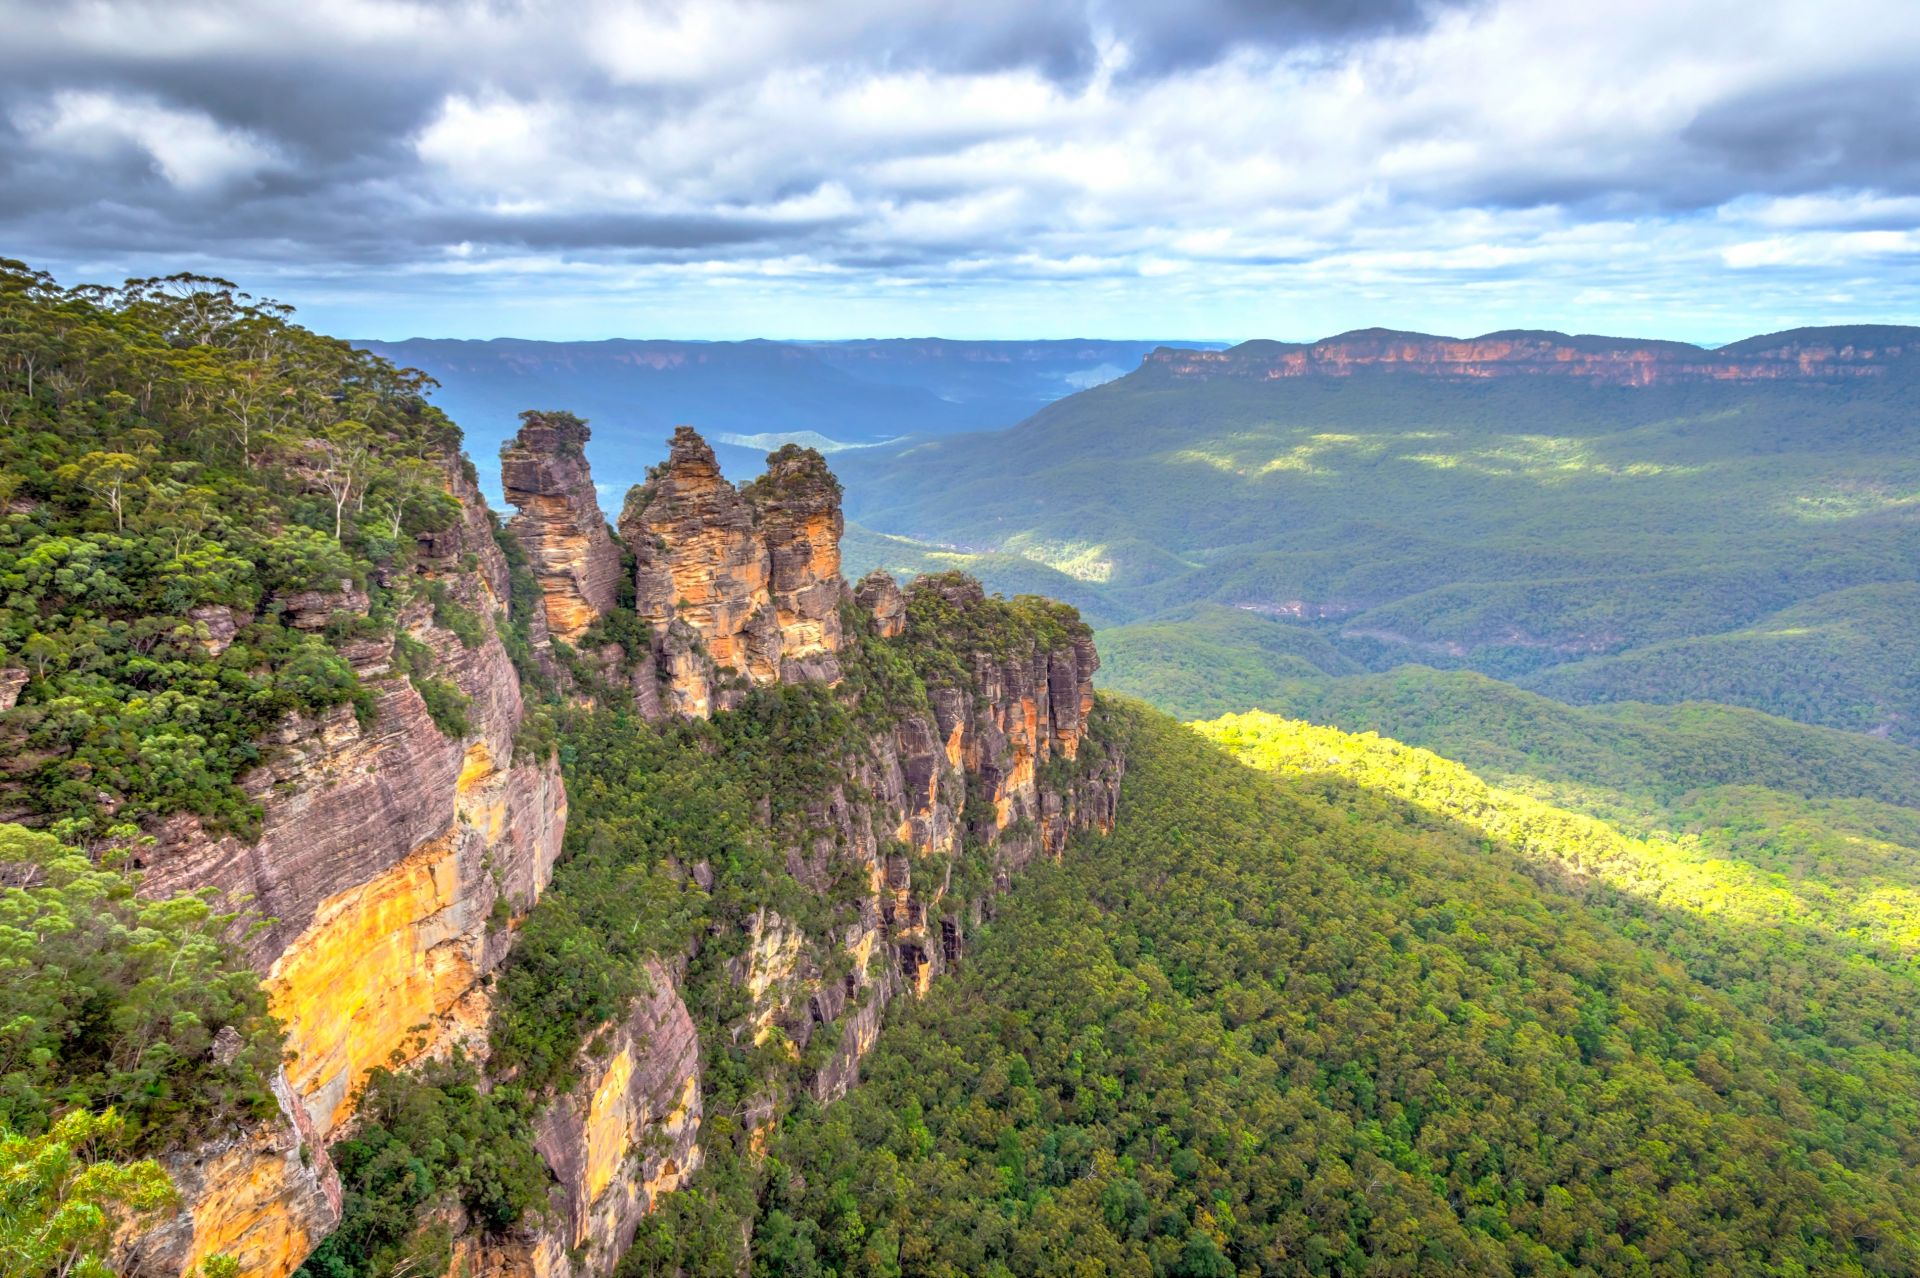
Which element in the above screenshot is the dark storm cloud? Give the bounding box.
[1682,69,1920,199]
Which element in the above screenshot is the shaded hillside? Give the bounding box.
[838,324,1920,740]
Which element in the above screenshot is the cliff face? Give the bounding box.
[126,463,567,1278]
[476,961,704,1278]
[1143,328,1916,386]
[502,412,623,644]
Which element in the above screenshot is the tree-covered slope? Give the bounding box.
[755,701,1920,1277]
[1092,604,1359,719]
[838,346,1920,740]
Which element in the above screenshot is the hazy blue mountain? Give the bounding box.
[363,335,1224,503]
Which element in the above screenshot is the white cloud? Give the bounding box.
[5,0,1920,338]
[18,88,276,189]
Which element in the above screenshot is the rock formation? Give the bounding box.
[119,421,1120,1278]
[619,427,846,715]
[855,570,906,639]
[502,411,623,644]
[1143,327,1917,386]
[745,445,845,683]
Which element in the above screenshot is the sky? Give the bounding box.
[3,0,1919,344]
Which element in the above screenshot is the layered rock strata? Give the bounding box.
[617,427,846,715]
[1144,327,1918,386]
[126,462,567,1278]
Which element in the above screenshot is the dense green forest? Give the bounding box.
[0,258,478,838]
[751,702,1920,1277]
[839,355,1920,741]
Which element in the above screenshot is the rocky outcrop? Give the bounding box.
[0,667,25,713]
[618,428,846,715]
[855,571,905,639]
[127,461,566,1278]
[622,427,778,712]
[502,412,623,644]
[746,446,845,683]
[495,963,704,1277]
[1143,327,1917,386]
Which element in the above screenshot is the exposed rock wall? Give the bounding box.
[502,412,623,644]
[745,446,845,683]
[515,962,704,1277]
[1144,328,1916,386]
[127,463,566,1278]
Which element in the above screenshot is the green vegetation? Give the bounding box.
[0,1108,177,1278]
[296,1057,548,1278]
[843,524,1124,629]
[1529,583,1920,739]
[840,360,1920,739]
[1095,604,1358,719]
[755,701,1920,1276]
[1197,709,1920,1068]
[1206,665,1920,819]
[0,259,473,838]
[0,823,280,1154]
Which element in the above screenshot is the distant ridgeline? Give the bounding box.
[360,335,1228,504]
[0,259,1119,1277]
[838,322,1920,744]
[1140,324,1919,384]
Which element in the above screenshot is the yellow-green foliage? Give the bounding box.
[0,1108,176,1278]
[1196,709,1920,952]
[1192,708,1920,1158]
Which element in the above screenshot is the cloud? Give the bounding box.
[0,0,1916,341]
[16,88,276,189]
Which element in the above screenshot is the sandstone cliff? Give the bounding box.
[125,461,567,1278]
[1143,327,1917,386]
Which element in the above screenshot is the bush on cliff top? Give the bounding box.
[0,259,471,839]
[0,823,281,1155]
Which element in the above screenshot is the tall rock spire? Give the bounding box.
[500,411,622,644]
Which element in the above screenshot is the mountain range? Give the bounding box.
[837,322,1920,743]
[358,336,1226,502]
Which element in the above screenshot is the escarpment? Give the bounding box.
[114,417,1118,1278]
[123,461,567,1278]
[1144,327,1918,385]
